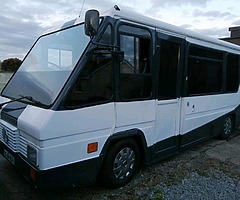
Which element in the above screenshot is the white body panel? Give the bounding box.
[155,99,181,142]
[181,93,240,134]
[18,103,115,170]
[115,100,156,147]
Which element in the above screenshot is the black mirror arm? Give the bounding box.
[87,40,120,54]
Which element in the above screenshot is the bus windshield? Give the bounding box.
[1,23,90,107]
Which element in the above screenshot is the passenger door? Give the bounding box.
[154,33,185,158]
[114,24,156,147]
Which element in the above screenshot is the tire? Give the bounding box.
[101,139,140,188]
[220,116,233,140]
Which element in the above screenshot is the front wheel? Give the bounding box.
[220,116,233,140]
[101,139,140,188]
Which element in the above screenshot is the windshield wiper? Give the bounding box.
[0,95,46,109]
[0,96,32,109]
[19,95,46,107]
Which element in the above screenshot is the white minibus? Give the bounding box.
[0,6,240,188]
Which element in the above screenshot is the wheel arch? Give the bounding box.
[100,128,151,166]
[219,112,236,140]
[231,112,236,129]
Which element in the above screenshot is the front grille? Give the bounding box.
[0,120,28,158]
[19,136,28,158]
[0,120,19,152]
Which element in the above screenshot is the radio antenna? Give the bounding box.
[79,0,86,17]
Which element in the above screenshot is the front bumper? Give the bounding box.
[0,141,101,189]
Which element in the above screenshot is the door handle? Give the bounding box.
[192,105,195,112]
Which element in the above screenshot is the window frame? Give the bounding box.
[157,33,185,100]
[116,22,154,101]
[225,53,240,93]
[64,23,114,109]
[186,44,224,96]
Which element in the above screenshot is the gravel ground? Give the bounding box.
[162,171,240,200]
[0,135,240,200]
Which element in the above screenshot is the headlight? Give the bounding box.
[27,144,38,166]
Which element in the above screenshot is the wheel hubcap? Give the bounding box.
[113,147,135,180]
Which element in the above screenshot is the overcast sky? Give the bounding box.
[0,0,240,61]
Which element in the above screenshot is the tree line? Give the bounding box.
[0,58,22,72]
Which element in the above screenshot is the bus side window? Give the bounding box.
[98,25,112,45]
[119,29,152,100]
[65,54,112,107]
[187,45,223,95]
[226,53,239,92]
[158,40,180,100]
[65,26,113,108]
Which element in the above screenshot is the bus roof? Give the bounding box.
[103,6,240,54]
[47,6,240,54]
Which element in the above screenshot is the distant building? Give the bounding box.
[221,26,240,46]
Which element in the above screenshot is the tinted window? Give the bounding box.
[99,25,112,45]
[66,53,112,107]
[119,27,152,100]
[65,27,113,108]
[158,40,180,100]
[189,46,222,60]
[187,46,223,95]
[226,54,239,92]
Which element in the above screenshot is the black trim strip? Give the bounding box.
[1,102,27,126]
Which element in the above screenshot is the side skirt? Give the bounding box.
[151,114,227,163]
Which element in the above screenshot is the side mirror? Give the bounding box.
[84,10,100,37]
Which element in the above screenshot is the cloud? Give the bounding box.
[150,0,209,7]
[232,19,240,26]
[193,27,229,38]
[193,9,235,19]
[0,0,239,61]
[0,13,43,60]
[0,0,79,60]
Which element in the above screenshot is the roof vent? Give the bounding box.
[114,5,120,11]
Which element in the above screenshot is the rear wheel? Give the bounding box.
[220,116,233,140]
[101,139,140,188]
